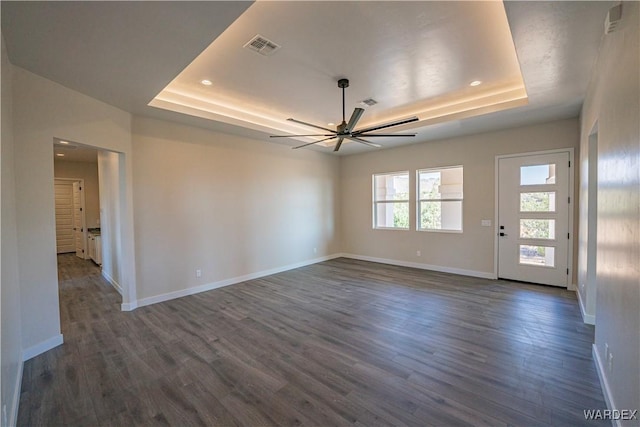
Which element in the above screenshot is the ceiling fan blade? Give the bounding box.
[355,133,417,137]
[270,134,335,138]
[333,137,345,152]
[345,108,365,133]
[292,136,336,150]
[353,116,419,135]
[287,118,335,133]
[345,136,382,148]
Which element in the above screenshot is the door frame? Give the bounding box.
[54,177,87,259]
[493,148,575,289]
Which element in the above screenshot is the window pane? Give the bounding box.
[375,202,409,229]
[520,219,555,239]
[520,192,556,212]
[374,173,409,201]
[419,167,463,200]
[520,164,556,185]
[519,245,555,267]
[419,201,462,231]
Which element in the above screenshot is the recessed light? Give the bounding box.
[328,122,335,126]
[201,79,213,86]
[59,140,70,145]
[470,80,482,87]
[56,153,65,157]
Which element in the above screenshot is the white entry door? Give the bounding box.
[54,180,76,253]
[72,181,85,258]
[498,151,571,287]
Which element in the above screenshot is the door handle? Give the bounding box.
[499,232,508,237]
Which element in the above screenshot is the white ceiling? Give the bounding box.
[153,1,528,149]
[1,1,613,155]
[53,139,98,163]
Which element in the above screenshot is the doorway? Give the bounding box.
[53,139,129,303]
[497,150,573,287]
[54,178,85,256]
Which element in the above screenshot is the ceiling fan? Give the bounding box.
[270,78,419,152]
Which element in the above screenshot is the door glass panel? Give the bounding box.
[520,164,556,185]
[520,219,555,239]
[520,192,556,212]
[519,245,555,267]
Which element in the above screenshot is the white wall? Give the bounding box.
[98,151,123,295]
[579,1,639,417]
[341,119,579,278]
[54,160,101,228]
[131,117,341,303]
[1,36,23,427]
[11,66,136,353]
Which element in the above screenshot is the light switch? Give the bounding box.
[481,219,492,227]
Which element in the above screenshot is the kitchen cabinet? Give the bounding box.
[88,232,102,266]
[94,235,102,265]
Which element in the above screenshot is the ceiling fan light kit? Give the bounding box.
[270,78,418,152]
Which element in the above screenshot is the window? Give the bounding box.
[520,164,556,185]
[373,172,409,229]
[418,166,463,231]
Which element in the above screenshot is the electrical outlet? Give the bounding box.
[416,250,421,257]
[196,269,202,278]
[313,247,317,254]
[605,343,609,360]
[3,404,7,427]
[608,352,613,372]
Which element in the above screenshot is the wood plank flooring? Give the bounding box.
[18,254,608,426]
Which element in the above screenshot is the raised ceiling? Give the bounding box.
[1,1,613,155]
[151,1,527,147]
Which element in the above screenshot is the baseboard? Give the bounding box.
[8,358,24,427]
[340,253,495,279]
[121,301,138,312]
[135,253,343,309]
[577,287,596,325]
[22,334,64,361]
[101,270,122,295]
[592,344,621,427]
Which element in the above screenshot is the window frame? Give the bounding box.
[372,171,410,230]
[416,165,464,233]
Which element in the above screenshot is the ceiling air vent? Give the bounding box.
[604,4,622,34]
[244,34,281,56]
[360,98,378,107]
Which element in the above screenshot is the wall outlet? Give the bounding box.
[605,343,609,360]
[196,269,202,278]
[3,404,7,427]
[608,352,613,372]
[416,250,421,257]
[313,247,317,254]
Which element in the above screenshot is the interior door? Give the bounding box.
[498,152,570,287]
[54,180,75,253]
[72,181,85,258]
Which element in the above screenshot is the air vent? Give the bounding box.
[604,4,622,34]
[360,98,378,107]
[243,34,281,56]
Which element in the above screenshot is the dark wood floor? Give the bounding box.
[18,254,607,426]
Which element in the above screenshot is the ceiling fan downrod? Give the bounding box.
[338,78,349,125]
